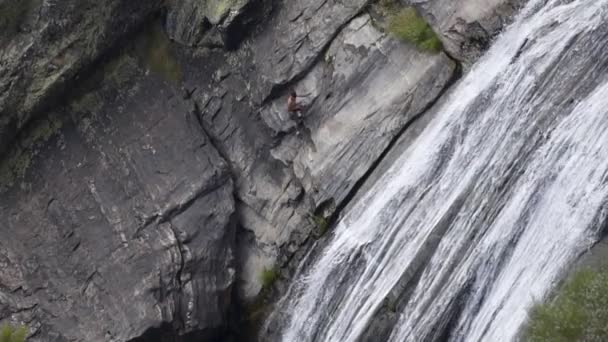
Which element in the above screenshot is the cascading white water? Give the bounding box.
[264,0,608,341]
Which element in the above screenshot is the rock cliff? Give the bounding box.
[409,0,525,64]
[0,0,522,340]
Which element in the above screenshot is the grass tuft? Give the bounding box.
[387,7,443,54]
[0,324,27,342]
[259,267,280,290]
[525,268,608,341]
[311,214,329,236]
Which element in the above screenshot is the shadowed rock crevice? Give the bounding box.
[165,0,274,50]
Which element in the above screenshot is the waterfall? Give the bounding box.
[263,0,608,341]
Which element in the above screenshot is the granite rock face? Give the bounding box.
[245,14,455,296]
[0,0,521,340]
[178,4,455,299]
[0,45,236,341]
[408,0,526,64]
[0,0,164,157]
[249,0,370,99]
[165,0,268,49]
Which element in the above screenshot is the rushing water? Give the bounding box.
[263,0,608,341]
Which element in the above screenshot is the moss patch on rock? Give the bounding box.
[376,1,443,54]
[260,266,280,291]
[242,265,282,336]
[0,324,27,342]
[387,7,443,53]
[524,268,608,341]
[309,213,330,237]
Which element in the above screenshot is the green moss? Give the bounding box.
[245,267,280,335]
[259,267,280,290]
[138,21,182,83]
[242,264,282,337]
[418,36,443,53]
[386,7,443,54]
[248,265,281,322]
[524,268,608,341]
[0,324,27,342]
[311,214,330,236]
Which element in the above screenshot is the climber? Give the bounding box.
[287,89,305,119]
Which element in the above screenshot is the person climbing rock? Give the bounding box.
[288,89,304,119]
[287,89,313,136]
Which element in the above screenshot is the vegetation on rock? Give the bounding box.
[524,268,608,341]
[0,324,27,342]
[311,214,330,237]
[260,267,280,290]
[383,4,443,54]
[245,266,281,330]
